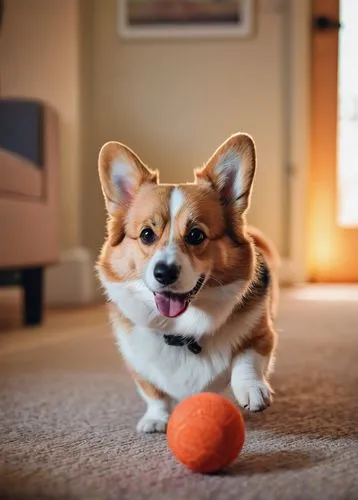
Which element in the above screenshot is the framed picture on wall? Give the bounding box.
[118,0,254,39]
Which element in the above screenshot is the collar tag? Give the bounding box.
[164,334,202,355]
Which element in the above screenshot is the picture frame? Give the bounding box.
[118,0,254,40]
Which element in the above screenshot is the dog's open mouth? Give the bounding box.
[154,275,205,318]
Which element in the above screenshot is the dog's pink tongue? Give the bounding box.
[154,294,188,318]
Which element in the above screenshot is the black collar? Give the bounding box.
[164,334,202,355]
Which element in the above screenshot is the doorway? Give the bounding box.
[309,0,358,282]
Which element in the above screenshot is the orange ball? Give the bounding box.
[167,393,245,473]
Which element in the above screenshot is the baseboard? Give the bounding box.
[45,252,302,306]
[279,258,304,285]
[45,247,98,306]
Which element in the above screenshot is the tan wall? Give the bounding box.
[0,0,82,251]
[1,0,290,262]
[83,0,286,256]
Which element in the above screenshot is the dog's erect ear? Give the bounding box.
[98,141,158,215]
[195,133,256,215]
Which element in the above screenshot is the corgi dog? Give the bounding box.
[97,133,279,433]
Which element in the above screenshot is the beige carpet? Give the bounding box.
[0,287,358,500]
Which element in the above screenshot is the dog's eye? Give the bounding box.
[140,227,157,245]
[185,228,207,246]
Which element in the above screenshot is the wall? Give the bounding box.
[0,0,82,251]
[83,0,286,259]
[0,0,310,297]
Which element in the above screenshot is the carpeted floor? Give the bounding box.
[0,287,358,500]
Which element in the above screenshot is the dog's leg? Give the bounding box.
[231,314,276,412]
[133,373,170,433]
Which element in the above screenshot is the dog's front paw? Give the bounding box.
[233,379,273,412]
[136,413,169,433]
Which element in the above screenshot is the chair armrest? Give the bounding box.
[0,147,42,197]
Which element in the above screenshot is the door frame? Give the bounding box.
[279,0,311,284]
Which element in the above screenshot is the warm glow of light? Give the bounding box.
[310,229,336,273]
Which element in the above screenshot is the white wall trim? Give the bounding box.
[44,247,297,304]
[286,0,311,282]
[45,247,97,306]
[279,258,305,285]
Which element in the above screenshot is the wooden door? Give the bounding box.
[309,0,358,282]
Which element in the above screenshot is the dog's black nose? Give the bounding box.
[154,262,180,286]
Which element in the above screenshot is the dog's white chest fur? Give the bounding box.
[103,276,265,401]
[114,326,231,400]
[113,303,263,401]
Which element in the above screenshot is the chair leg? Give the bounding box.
[22,267,44,326]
